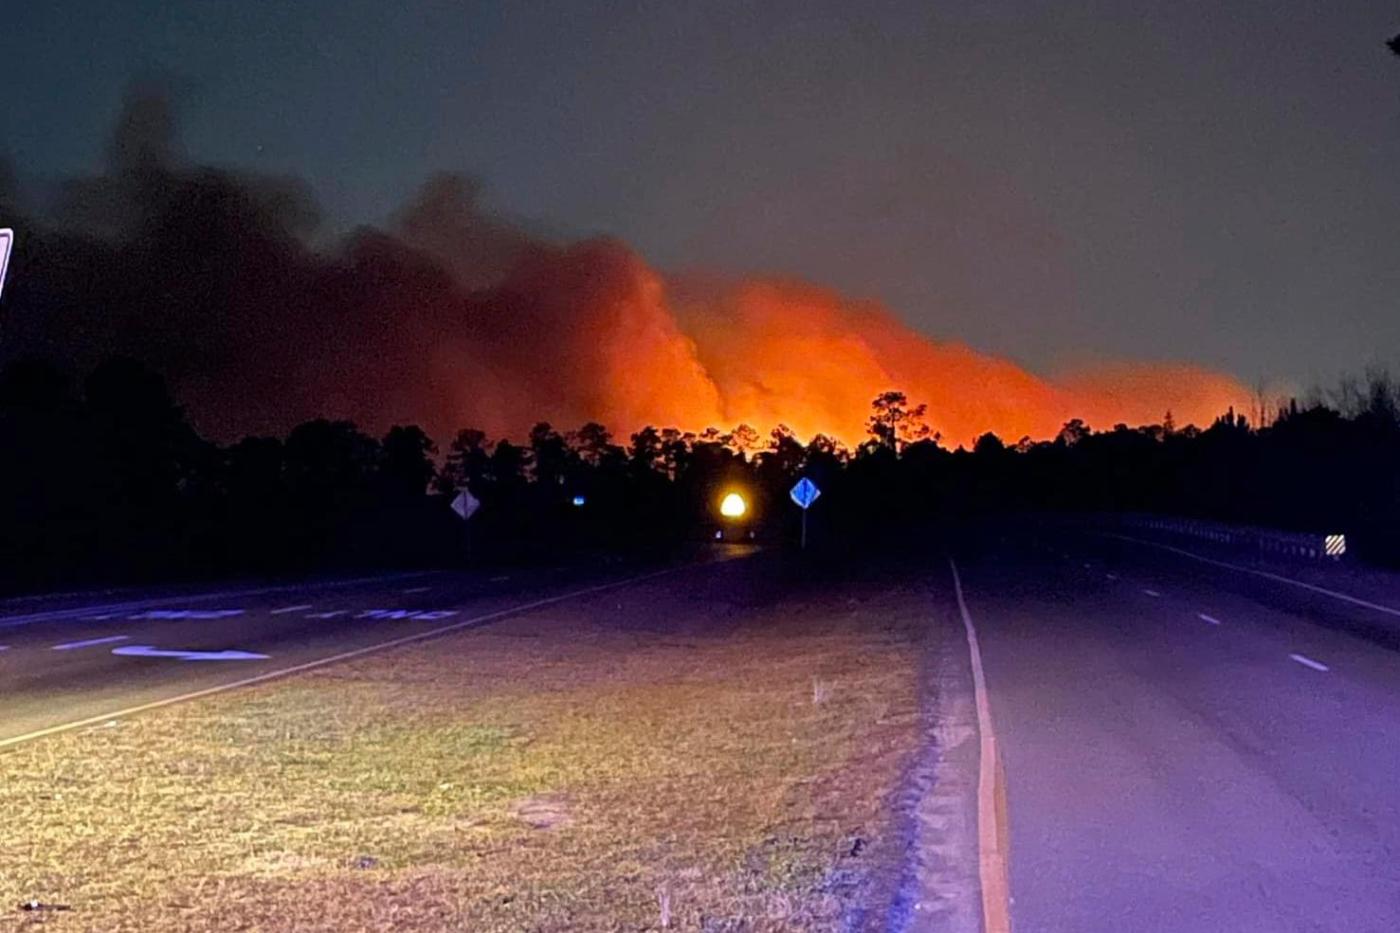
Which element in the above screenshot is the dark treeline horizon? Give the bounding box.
[5,352,1400,594]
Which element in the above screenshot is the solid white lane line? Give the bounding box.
[270,604,313,615]
[1142,589,1162,598]
[1106,533,1400,619]
[0,564,691,752]
[52,635,130,651]
[402,587,431,594]
[1290,653,1330,672]
[1199,613,1222,625]
[948,558,1012,933]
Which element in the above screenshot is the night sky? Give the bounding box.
[2,1,1397,396]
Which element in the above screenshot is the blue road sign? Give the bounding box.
[789,477,821,510]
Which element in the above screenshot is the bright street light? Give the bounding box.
[719,492,747,518]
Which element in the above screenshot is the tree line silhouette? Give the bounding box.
[4,356,1400,593]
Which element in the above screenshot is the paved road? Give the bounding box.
[0,556,697,746]
[11,529,1400,931]
[953,528,1400,932]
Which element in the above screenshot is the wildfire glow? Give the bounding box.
[447,239,1252,448]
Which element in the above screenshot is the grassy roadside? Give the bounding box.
[1,561,933,931]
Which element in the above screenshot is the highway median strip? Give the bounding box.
[0,563,927,930]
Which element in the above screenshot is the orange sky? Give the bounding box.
[437,240,1250,447]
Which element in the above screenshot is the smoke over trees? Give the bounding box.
[2,85,1248,448]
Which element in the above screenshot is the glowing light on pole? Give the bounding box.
[719,492,747,518]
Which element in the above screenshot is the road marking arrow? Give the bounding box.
[112,645,269,662]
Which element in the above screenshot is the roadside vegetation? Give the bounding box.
[0,560,931,931]
[7,358,1400,597]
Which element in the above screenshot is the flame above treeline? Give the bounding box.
[448,238,1247,447]
[0,89,1250,448]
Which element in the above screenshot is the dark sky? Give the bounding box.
[3,1,1397,392]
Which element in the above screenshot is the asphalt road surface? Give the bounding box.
[953,527,1400,932]
[0,556,699,747]
[8,528,1400,932]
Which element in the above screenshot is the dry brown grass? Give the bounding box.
[1,565,930,931]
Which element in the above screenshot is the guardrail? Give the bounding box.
[1107,513,1346,562]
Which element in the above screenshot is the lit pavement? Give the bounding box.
[953,529,1400,932]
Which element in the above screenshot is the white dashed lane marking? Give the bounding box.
[1106,533,1400,619]
[1290,653,1330,672]
[270,604,313,615]
[127,609,244,620]
[1,564,688,752]
[1106,574,1119,581]
[52,635,130,651]
[1198,613,1222,626]
[306,610,349,619]
[1142,589,1162,598]
[402,587,431,594]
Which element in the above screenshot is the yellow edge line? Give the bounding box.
[949,557,1013,933]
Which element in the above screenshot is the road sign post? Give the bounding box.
[789,477,821,549]
[0,229,13,303]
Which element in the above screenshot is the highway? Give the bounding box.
[7,528,1400,931]
[0,557,688,747]
[953,528,1400,932]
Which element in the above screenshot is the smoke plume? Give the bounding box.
[0,88,1248,445]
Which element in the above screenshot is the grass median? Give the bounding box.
[2,560,932,930]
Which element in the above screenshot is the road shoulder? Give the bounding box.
[886,572,984,932]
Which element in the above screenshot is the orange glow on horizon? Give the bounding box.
[453,239,1251,448]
